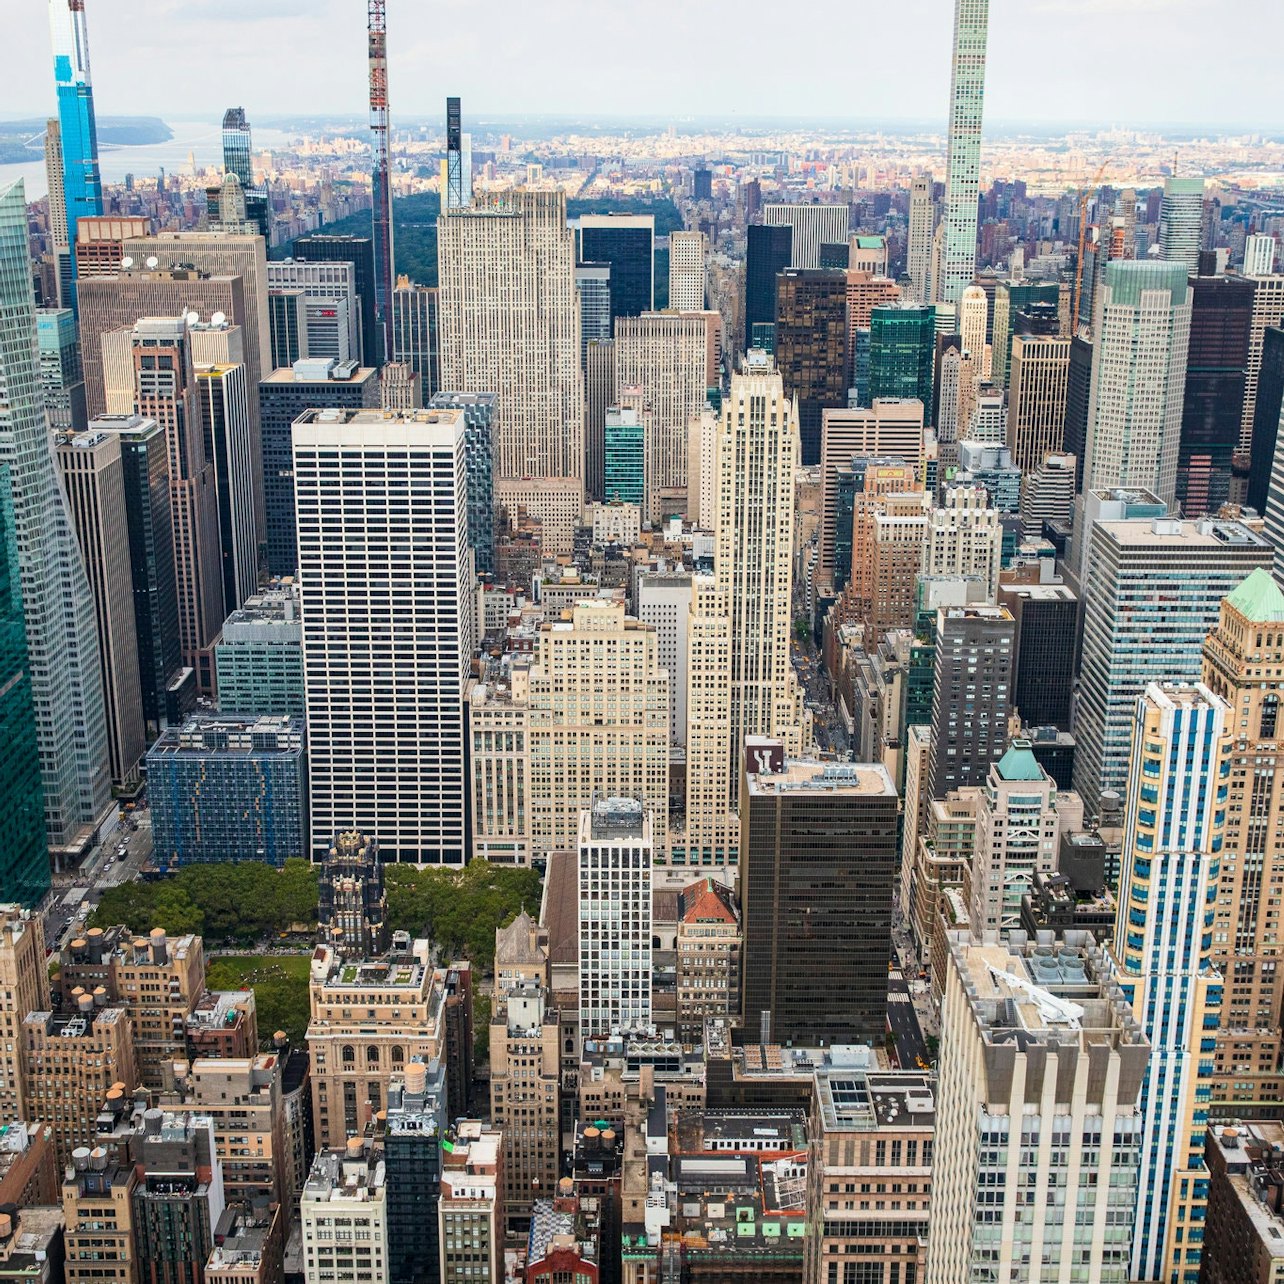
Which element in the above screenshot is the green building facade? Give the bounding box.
[869,306,935,411]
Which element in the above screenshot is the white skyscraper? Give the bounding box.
[578,797,652,1040]
[907,175,936,305]
[763,204,850,270]
[958,283,990,379]
[437,189,585,482]
[939,0,990,303]
[0,180,111,847]
[1243,233,1277,277]
[668,230,708,312]
[1158,176,1206,274]
[294,406,474,865]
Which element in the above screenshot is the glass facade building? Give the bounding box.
[603,408,644,506]
[578,216,654,330]
[35,308,85,431]
[744,224,792,348]
[429,391,495,576]
[214,583,304,718]
[869,305,936,409]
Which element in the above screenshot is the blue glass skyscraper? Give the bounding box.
[48,0,104,285]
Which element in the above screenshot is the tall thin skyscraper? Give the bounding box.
[907,175,936,304]
[220,107,269,241]
[48,0,103,288]
[43,119,71,308]
[367,0,395,365]
[0,180,110,848]
[294,406,474,865]
[445,97,468,211]
[939,0,989,303]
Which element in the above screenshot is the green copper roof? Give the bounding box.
[1224,568,1284,623]
[996,741,1045,782]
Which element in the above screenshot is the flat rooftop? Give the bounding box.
[815,1070,935,1132]
[745,759,896,798]
[1101,517,1269,549]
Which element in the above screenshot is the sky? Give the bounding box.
[0,0,1279,132]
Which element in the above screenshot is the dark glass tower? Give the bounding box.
[578,217,654,330]
[997,582,1078,729]
[1248,327,1284,516]
[744,224,792,350]
[0,463,47,906]
[384,1059,448,1284]
[221,107,269,241]
[774,268,849,465]
[294,234,379,368]
[1062,334,1094,491]
[869,305,936,408]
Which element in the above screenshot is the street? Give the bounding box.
[887,968,930,1070]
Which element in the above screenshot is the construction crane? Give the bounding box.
[368,0,395,365]
[1072,159,1111,333]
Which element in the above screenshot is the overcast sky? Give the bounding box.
[0,0,1278,131]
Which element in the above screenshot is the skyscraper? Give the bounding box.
[293,234,379,368]
[429,391,495,577]
[668,230,708,312]
[269,260,363,370]
[958,283,989,378]
[907,174,936,304]
[602,407,644,506]
[1158,176,1206,274]
[1083,260,1192,508]
[869,304,936,408]
[367,0,394,365]
[43,119,70,308]
[743,223,792,349]
[1243,277,1284,457]
[294,406,473,865]
[578,214,654,327]
[391,279,440,398]
[939,0,989,303]
[0,180,110,850]
[773,269,849,465]
[997,580,1077,729]
[445,96,470,211]
[1006,334,1069,472]
[48,0,103,287]
[763,203,850,270]
[35,308,86,432]
[1244,234,1277,277]
[438,190,584,483]
[220,108,269,241]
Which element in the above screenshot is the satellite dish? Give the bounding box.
[211,311,226,328]
[185,311,200,328]
[145,256,159,270]
[120,256,134,270]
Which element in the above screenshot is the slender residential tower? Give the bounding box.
[939,0,989,303]
[367,0,394,364]
[48,0,103,290]
[445,98,467,211]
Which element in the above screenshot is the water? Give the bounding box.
[0,118,300,203]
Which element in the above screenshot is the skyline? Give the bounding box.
[0,0,1282,132]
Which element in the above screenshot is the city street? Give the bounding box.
[887,968,929,1069]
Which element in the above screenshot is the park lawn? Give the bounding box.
[205,953,312,1050]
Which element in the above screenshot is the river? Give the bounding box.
[0,118,301,203]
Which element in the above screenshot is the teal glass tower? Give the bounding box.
[869,305,936,409]
[0,463,48,906]
[604,407,644,506]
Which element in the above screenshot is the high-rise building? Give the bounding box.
[1243,234,1278,276]
[741,744,897,1044]
[219,107,269,241]
[1019,450,1076,541]
[675,877,740,1042]
[43,118,70,307]
[907,175,937,305]
[1083,260,1192,508]
[774,269,849,466]
[438,1123,504,1284]
[923,484,1004,599]
[576,263,611,360]
[438,191,584,482]
[268,259,363,370]
[744,224,792,348]
[1178,273,1253,516]
[583,338,615,503]
[668,231,708,312]
[1158,176,1206,273]
[603,407,644,506]
[578,214,654,327]
[578,797,653,1040]
[1074,516,1271,811]
[939,0,989,302]
[55,429,144,791]
[0,909,49,1121]
[928,603,1015,798]
[998,580,1077,728]
[1007,334,1070,473]
[214,584,302,718]
[1062,332,1094,490]
[1249,327,1284,516]
[958,283,990,379]
[383,1059,448,1284]
[1110,682,1227,1284]
[35,308,85,431]
[292,234,378,368]
[258,359,379,576]
[429,391,496,576]
[391,278,440,398]
[301,1143,387,1284]
[1240,275,1284,458]
[0,180,111,850]
[992,280,1063,387]
[869,304,936,408]
[637,571,692,746]
[294,406,473,864]
[926,933,1146,1284]
[763,203,850,270]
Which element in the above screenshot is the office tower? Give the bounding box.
[668,230,708,311]
[429,391,495,576]
[35,308,85,431]
[439,190,584,482]
[637,570,692,745]
[1007,334,1069,472]
[148,714,305,867]
[998,580,1077,728]
[614,311,716,519]
[924,485,1003,598]
[215,584,302,717]
[741,744,897,1044]
[0,181,111,849]
[62,1144,138,1284]
[1243,276,1284,458]
[22,1005,135,1167]
[527,601,669,859]
[805,1069,934,1284]
[293,234,378,367]
[836,453,923,602]
[1178,274,1253,516]
[391,278,440,397]
[869,304,936,407]
[1075,515,1271,811]
[465,678,529,865]
[380,360,420,412]
[1201,571,1284,1110]
[693,167,713,201]
[578,214,654,327]
[927,933,1146,1284]
[48,0,103,285]
[773,269,849,465]
[55,430,144,790]
[1062,332,1094,489]
[91,415,181,736]
[266,289,352,367]
[1019,450,1076,540]
[1244,234,1278,276]
[744,223,792,348]
[295,406,472,864]
[928,603,1014,798]
[763,203,850,270]
[991,280,1062,387]
[1252,327,1284,518]
[603,407,644,505]
[1159,176,1206,273]
[0,910,48,1121]
[302,1143,387,1284]
[315,829,388,959]
[259,359,378,576]
[438,1123,504,1284]
[958,283,989,379]
[383,1059,448,1284]
[907,175,936,304]
[1083,261,1192,507]
[939,0,989,301]
[845,273,900,384]
[578,797,652,1040]
[583,338,615,503]
[674,878,740,1042]
[220,107,268,240]
[576,263,611,360]
[1109,683,1227,1284]
[269,259,363,369]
